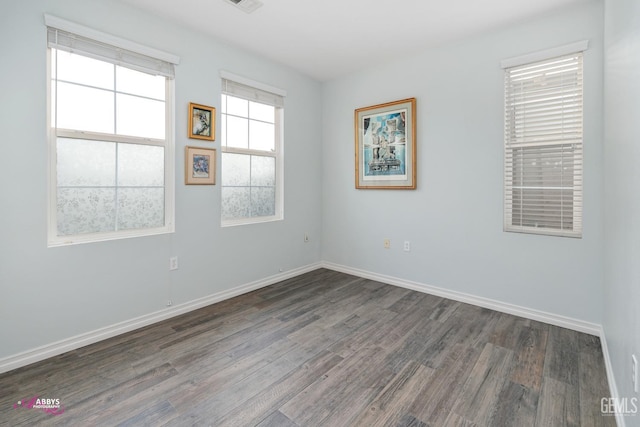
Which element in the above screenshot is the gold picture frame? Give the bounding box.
[185,146,216,185]
[355,98,416,189]
[189,102,215,141]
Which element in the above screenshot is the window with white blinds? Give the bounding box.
[503,51,584,238]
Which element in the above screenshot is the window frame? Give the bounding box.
[502,42,587,238]
[220,74,285,227]
[45,17,178,247]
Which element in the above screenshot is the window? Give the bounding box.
[220,74,285,225]
[503,48,584,238]
[46,16,179,246]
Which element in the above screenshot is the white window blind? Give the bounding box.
[45,15,178,77]
[221,77,285,108]
[504,52,583,238]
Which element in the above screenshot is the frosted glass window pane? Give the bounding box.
[251,187,275,217]
[56,82,114,133]
[118,144,164,186]
[221,187,250,220]
[117,188,164,230]
[226,116,248,149]
[55,50,113,90]
[249,101,274,123]
[227,96,248,117]
[116,66,165,100]
[57,188,116,236]
[57,138,116,187]
[249,121,275,151]
[222,153,250,186]
[116,94,165,139]
[251,155,275,187]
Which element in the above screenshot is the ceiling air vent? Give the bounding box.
[223,0,263,13]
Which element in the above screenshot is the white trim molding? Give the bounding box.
[599,327,626,427]
[0,262,321,374]
[322,261,601,336]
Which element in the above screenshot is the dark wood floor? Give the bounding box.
[1,269,615,426]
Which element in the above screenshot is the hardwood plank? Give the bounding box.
[442,412,478,427]
[429,299,460,323]
[579,347,617,427]
[409,343,487,425]
[53,363,180,426]
[351,360,434,427]
[450,343,515,426]
[396,414,430,427]
[280,345,394,426]
[535,376,580,427]
[168,349,301,424]
[489,312,530,350]
[327,310,398,358]
[116,400,177,426]
[167,337,299,410]
[510,323,549,391]
[490,380,539,426]
[214,350,343,427]
[255,410,299,427]
[543,325,579,386]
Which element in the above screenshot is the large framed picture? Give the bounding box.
[355,98,416,189]
[185,146,216,185]
[189,102,215,141]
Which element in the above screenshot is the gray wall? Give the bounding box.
[321,1,605,323]
[0,0,323,359]
[604,0,640,418]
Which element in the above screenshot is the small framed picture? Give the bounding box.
[185,146,216,185]
[189,102,215,141]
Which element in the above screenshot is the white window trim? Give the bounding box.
[46,19,178,247]
[502,42,587,239]
[220,72,285,227]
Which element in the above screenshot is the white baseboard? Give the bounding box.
[0,262,322,375]
[321,261,601,336]
[599,328,625,427]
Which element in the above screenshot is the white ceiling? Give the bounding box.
[117,0,592,82]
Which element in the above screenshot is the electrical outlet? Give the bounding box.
[384,239,390,249]
[632,354,638,392]
[169,256,178,271]
[404,241,411,252]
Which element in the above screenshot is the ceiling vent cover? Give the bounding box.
[223,0,263,13]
